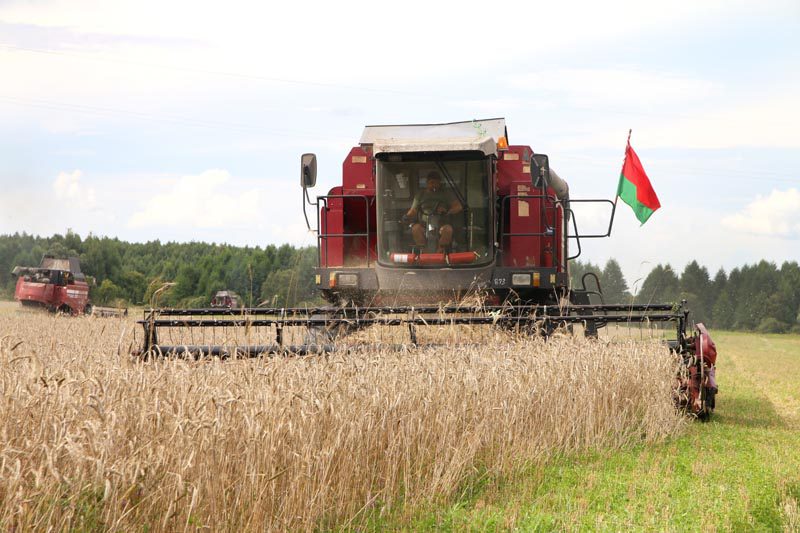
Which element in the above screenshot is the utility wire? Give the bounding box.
[2,94,795,185]
[2,43,785,123]
[1,44,797,184]
[0,95,351,140]
[0,43,423,97]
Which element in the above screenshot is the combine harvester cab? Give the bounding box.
[12,255,91,315]
[304,118,572,307]
[138,118,718,419]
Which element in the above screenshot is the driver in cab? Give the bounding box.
[403,171,463,252]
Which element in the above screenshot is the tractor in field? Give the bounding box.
[138,118,718,418]
[12,255,91,315]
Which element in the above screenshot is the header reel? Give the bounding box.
[135,300,715,418]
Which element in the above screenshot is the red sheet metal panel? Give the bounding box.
[498,146,541,267]
[14,277,89,313]
[540,185,564,269]
[320,186,344,267]
[341,147,376,266]
[342,147,374,196]
[496,145,566,271]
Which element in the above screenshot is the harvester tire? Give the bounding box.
[696,385,717,422]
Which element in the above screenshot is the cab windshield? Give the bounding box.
[376,154,493,266]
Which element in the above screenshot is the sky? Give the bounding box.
[0,0,798,290]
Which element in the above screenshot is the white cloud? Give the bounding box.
[0,0,798,274]
[53,169,96,206]
[2,1,796,154]
[0,0,773,98]
[268,222,316,245]
[53,170,81,198]
[0,170,109,237]
[722,188,800,238]
[128,169,264,229]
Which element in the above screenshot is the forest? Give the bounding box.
[1,231,798,333]
[0,231,317,309]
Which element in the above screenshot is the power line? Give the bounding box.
[2,94,796,185]
[1,46,798,186]
[0,94,350,140]
[0,43,422,97]
[4,92,796,186]
[3,42,788,125]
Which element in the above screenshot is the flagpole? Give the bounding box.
[607,129,631,236]
[615,129,632,206]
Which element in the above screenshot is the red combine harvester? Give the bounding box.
[139,118,717,418]
[12,255,91,315]
[210,290,241,309]
[302,119,589,307]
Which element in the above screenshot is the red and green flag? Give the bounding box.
[617,137,660,224]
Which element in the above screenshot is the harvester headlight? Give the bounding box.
[512,273,532,286]
[336,273,359,287]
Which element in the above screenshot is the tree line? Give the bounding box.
[571,258,800,334]
[0,231,318,308]
[1,231,798,333]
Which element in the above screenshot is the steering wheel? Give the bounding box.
[419,201,447,217]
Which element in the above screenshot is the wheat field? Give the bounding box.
[0,310,684,531]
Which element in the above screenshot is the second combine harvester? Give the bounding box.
[140,118,718,419]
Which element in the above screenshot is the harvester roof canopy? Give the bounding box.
[12,256,84,278]
[40,256,82,274]
[360,118,507,156]
[214,290,238,297]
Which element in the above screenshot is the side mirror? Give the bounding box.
[530,153,550,187]
[301,153,317,188]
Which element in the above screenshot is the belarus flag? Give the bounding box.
[616,141,660,224]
